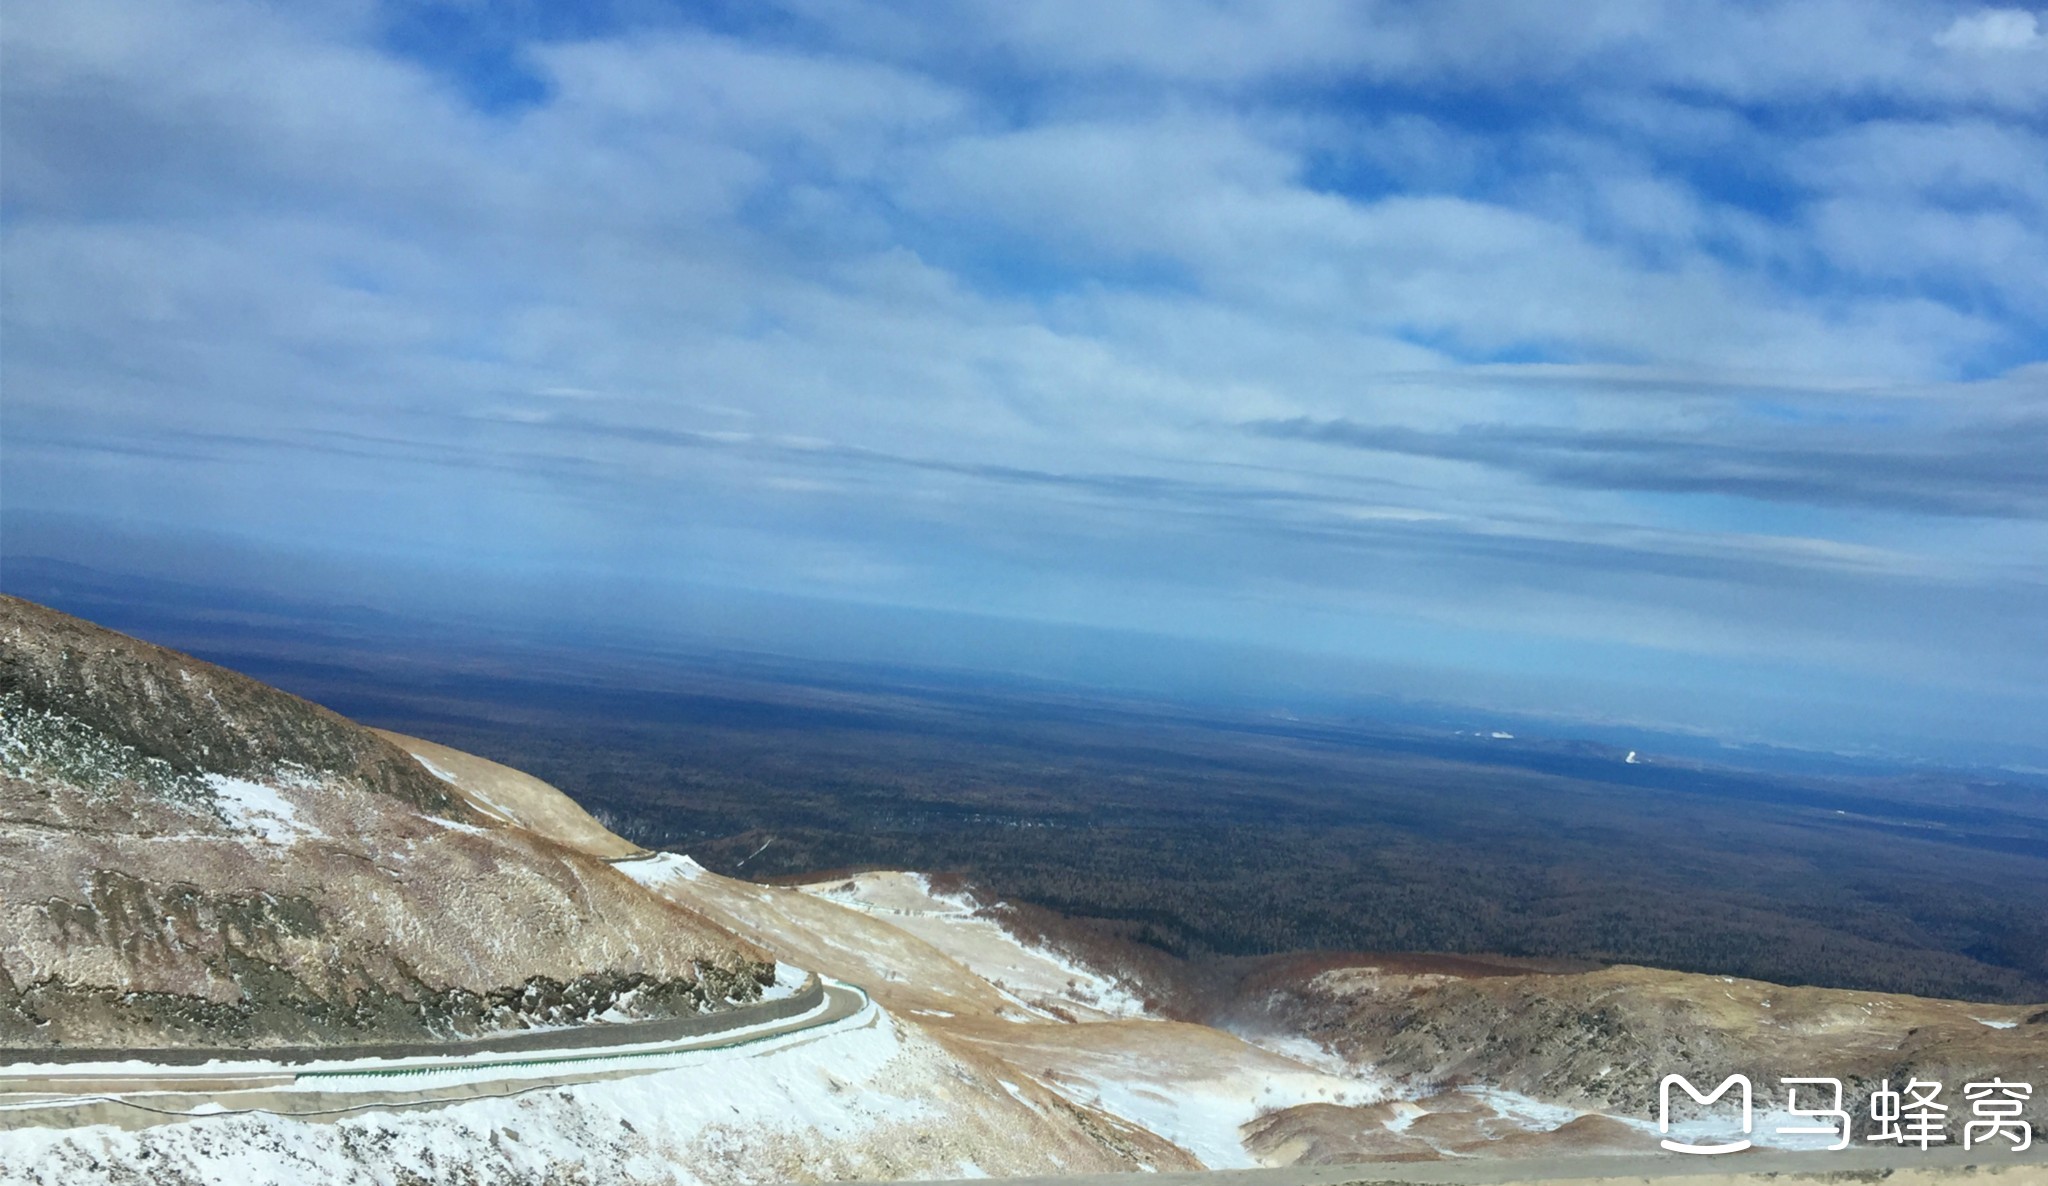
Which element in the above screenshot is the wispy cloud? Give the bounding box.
[1249,407,2048,518]
[4,0,2046,756]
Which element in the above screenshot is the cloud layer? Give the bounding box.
[3,0,2045,758]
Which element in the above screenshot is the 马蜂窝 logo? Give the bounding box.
[1659,1074,1753,1155]
[1657,1074,2033,1154]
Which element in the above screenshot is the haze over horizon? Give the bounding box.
[4,1,2046,765]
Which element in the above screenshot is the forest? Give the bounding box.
[222,629,2048,1005]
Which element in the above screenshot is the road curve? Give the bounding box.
[1,976,829,1068]
[0,981,870,1126]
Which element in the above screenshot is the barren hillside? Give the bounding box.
[1220,952,2047,1160]
[0,596,770,1049]
[304,727,2048,1171]
[7,602,2040,1182]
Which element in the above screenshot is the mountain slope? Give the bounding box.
[6,598,2041,1182]
[374,729,645,860]
[313,743,2048,1171]
[0,596,771,1049]
[1218,952,2048,1159]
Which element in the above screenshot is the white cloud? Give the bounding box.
[791,0,2048,109]
[1794,119,2048,208]
[5,0,2048,752]
[1935,7,2045,51]
[532,32,968,162]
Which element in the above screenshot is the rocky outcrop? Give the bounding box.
[0,596,772,1050]
[1,597,456,812]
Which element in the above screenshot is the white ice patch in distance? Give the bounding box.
[614,852,708,889]
[1052,1060,1373,1170]
[1231,1032,1369,1080]
[205,775,322,844]
[810,872,1150,1020]
[1459,1086,1581,1132]
[407,751,523,824]
[409,752,517,821]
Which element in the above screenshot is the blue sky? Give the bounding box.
[3,1,2046,764]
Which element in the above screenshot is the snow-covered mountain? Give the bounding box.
[3,597,2042,1185]
[0,599,1193,1181]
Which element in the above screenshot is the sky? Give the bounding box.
[3,1,2046,764]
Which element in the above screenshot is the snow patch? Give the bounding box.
[0,993,961,1186]
[798,872,1148,1021]
[1227,1032,1373,1082]
[1974,1017,2019,1029]
[613,852,707,889]
[1380,1099,1428,1133]
[1459,1086,1580,1133]
[1045,1057,1376,1170]
[205,775,321,844]
[409,751,528,824]
[760,962,811,1002]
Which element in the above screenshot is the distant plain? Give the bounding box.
[14,559,2047,1005]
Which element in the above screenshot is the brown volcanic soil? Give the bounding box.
[0,596,770,1050]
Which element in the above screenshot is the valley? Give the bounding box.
[91,584,2044,1007]
[2,596,2043,1185]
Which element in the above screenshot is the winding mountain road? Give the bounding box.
[0,979,869,1126]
